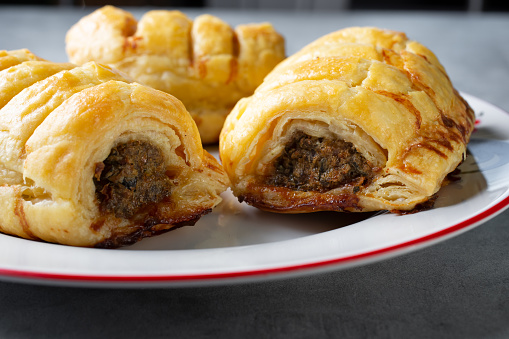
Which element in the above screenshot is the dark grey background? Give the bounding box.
[1,0,509,12]
[0,6,508,339]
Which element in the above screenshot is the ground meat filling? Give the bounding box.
[94,140,173,219]
[268,132,374,192]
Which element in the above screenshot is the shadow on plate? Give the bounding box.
[124,193,381,251]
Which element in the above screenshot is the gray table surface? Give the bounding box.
[1,6,508,338]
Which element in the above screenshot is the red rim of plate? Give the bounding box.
[0,194,508,285]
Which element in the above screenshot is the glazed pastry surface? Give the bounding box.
[0,50,228,247]
[220,27,475,213]
[66,5,285,144]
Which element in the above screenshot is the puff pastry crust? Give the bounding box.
[65,5,285,144]
[220,27,475,213]
[0,50,228,247]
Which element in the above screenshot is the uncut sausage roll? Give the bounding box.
[0,50,228,247]
[220,27,475,213]
[65,5,285,144]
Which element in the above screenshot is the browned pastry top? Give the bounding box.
[220,27,474,212]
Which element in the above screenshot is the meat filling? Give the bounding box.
[267,132,374,192]
[94,140,173,219]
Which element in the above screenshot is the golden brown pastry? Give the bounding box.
[220,27,475,213]
[65,5,285,144]
[0,50,228,247]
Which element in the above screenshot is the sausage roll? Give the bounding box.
[220,27,475,213]
[65,5,286,144]
[0,50,228,247]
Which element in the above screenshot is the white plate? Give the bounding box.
[1,93,508,288]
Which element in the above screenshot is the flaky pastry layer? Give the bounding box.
[220,27,475,213]
[0,50,228,247]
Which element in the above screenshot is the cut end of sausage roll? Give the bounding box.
[267,131,377,193]
[219,27,475,213]
[0,50,228,247]
[65,5,286,144]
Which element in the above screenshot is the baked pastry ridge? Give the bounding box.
[219,27,475,213]
[66,5,286,144]
[0,50,228,247]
